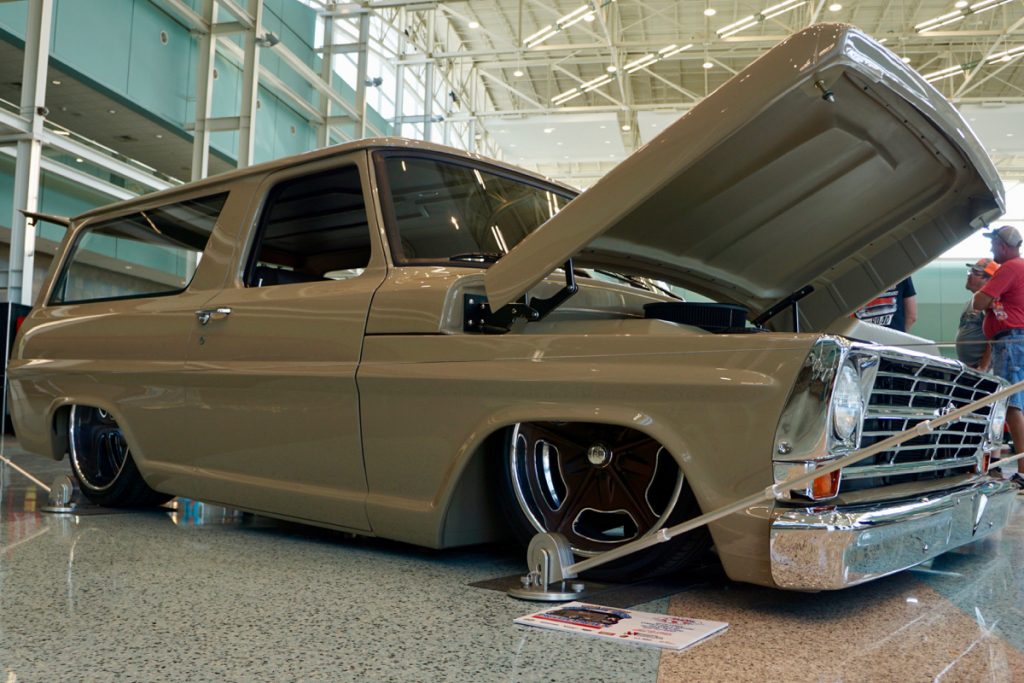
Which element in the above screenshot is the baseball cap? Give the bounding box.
[983,225,1023,248]
[967,257,999,277]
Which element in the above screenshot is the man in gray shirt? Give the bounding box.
[957,258,999,369]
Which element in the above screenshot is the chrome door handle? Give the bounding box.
[195,307,232,325]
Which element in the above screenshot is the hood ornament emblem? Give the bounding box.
[933,401,956,430]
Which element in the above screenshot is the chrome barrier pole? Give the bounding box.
[510,377,1024,600]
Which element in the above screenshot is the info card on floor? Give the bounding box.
[515,602,728,650]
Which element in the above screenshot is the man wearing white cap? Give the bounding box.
[973,224,1024,488]
[957,257,999,369]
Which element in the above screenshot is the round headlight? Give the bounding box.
[989,398,1008,442]
[832,363,863,441]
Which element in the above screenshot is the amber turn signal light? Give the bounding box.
[811,470,841,500]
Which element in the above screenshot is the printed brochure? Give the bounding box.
[514,602,728,651]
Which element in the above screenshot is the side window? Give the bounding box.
[51,192,227,305]
[247,165,370,287]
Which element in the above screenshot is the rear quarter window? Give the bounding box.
[50,193,228,305]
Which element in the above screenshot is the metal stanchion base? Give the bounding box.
[508,580,589,602]
[40,474,80,514]
[508,532,592,602]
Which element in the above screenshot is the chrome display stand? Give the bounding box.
[40,473,80,513]
[508,533,589,602]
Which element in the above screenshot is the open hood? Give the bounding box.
[484,24,1004,332]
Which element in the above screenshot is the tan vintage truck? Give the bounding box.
[8,24,1016,590]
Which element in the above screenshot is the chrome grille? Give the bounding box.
[843,353,1000,489]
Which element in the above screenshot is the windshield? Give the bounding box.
[379,155,575,264]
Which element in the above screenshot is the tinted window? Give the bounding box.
[51,193,227,305]
[247,165,370,287]
[380,156,573,263]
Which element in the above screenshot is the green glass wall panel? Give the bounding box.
[0,156,14,230]
[210,52,242,158]
[127,0,191,125]
[281,0,316,34]
[254,85,277,162]
[0,3,29,38]
[2,0,396,167]
[51,0,132,95]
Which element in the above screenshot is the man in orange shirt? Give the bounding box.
[973,225,1024,488]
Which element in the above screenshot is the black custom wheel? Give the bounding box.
[501,422,711,579]
[68,405,172,507]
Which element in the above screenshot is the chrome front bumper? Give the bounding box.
[769,479,1017,590]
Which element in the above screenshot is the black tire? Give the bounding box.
[500,422,711,580]
[68,405,173,507]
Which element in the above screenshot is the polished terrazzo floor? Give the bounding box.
[2,439,1022,683]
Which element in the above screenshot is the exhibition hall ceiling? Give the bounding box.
[441,0,1024,182]
[1,0,1022,188]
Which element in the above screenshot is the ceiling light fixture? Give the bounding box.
[522,3,596,47]
[923,64,965,82]
[621,124,631,131]
[624,53,658,73]
[660,43,692,58]
[704,7,717,16]
[552,88,584,105]
[523,24,556,48]
[468,20,480,28]
[543,127,555,133]
[985,44,1024,63]
[621,43,692,75]
[915,0,1014,33]
[513,68,524,77]
[717,0,806,38]
[703,61,714,69]
[606,65,617,73]
[582,74,613,91]
[922,44,1024,81]
[954,0,968,6]
[828,2,842,10]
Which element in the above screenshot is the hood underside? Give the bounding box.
[484,24,1004,332]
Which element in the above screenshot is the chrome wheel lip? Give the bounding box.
[69,405,129,493]
[509,422,684,558]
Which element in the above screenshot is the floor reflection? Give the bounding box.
[167,498,247,527]
[2,442,1022,683]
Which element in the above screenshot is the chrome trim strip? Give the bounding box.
[855,443,980,454]
[841,456,979,479]
[865,406,989,421]
[770,479,1016,590]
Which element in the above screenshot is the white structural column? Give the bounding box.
[191,0,217,181]
[394,8,406,137]
[237,0,264,167]
[422,10,435,142]
[7,0,53,306]
[354,11,370,139]
[317,10,335,147]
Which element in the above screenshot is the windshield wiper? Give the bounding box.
[450,252,503,263]
[594,270,681,300]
